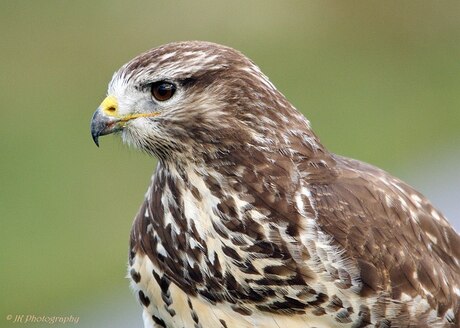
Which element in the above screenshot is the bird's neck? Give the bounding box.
[139,130,335,299]
[149,129,330,247]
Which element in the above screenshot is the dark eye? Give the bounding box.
[151,81,176,101]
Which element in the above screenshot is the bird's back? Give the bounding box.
[305,154,460,326]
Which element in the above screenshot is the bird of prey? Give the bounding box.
[90,41,459,328]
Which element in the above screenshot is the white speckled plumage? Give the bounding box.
[91,41,460,327]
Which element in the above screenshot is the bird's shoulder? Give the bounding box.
[304,153,460,320]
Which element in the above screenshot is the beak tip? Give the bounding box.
[91,127,101,147]
[93,136,100,147]
[91,109,103,147]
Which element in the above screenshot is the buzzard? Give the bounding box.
[90,41,459,327]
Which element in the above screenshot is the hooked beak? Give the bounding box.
[90,96,160,147]
[90,108,123,147]
[90,96,123,147]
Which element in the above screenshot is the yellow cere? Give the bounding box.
[100,95,160,121]
[100,96,119,116]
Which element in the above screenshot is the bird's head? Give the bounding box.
[91,41,313,163]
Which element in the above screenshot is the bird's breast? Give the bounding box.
[127,164,372,327]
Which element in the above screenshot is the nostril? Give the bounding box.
[100,96,118,116]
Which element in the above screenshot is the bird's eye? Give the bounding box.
[151,81,176,101]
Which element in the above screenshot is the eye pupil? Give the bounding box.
[151,81,176,101]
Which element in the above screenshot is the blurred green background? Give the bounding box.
[1,1,459,327]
